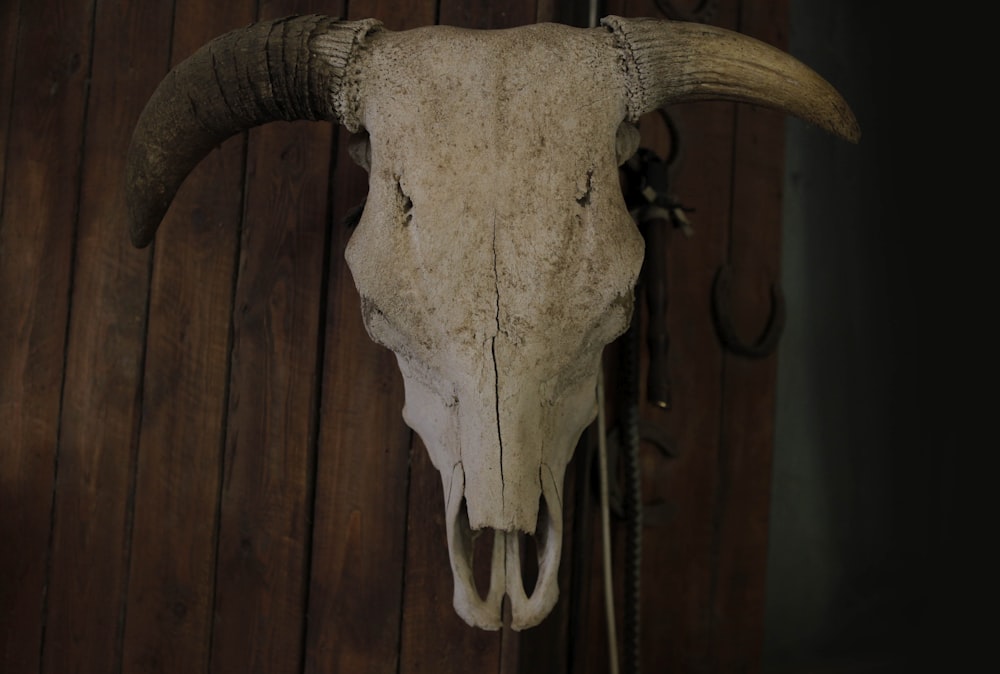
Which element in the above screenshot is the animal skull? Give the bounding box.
[125,14,858,631]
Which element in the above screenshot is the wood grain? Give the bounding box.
[573,0,744,671]
[0,0,19,207]
[39,0,171,671]
[0,0,96,670]
[207,1,338,671]
[709,2,788,671]
[440,0,539,28]
[304,2,431,671]
[120,1,254,672]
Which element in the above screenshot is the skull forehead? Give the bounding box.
[357,24,624,214]
[346,23,641,379]
[358,23,625,160]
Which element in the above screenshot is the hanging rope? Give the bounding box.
[596,367,621,674]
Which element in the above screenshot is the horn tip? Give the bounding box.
[819,118,860,144]
[833,101,862,143]
[833,112,862,144]
[845,122,862,144]
[811,95,861,144]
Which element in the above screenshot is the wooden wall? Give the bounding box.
[0,0,788,672]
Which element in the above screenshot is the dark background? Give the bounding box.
[766,1,988,671]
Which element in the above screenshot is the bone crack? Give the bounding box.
[491,213,504,509]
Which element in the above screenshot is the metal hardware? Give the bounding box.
[711,264,786,358]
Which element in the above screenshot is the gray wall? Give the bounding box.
[766,1,982,671]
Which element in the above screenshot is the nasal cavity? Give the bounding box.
[517,531,539,597]
[469,494,551,602]
[472,525,495,602]
[517,494,549,598]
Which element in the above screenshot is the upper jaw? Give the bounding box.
[445,463,564,630]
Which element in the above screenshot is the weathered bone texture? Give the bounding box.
[124,14,859,631]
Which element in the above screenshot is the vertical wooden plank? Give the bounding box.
[306,129,411,674]
[207,1,338,671]
[534,0,556,23]
[39,0,172,672]
[439,0,537,28]
[304,3,431,673]
[710,1,787,671]
[399,437,509,674]
[0,0,19,205]
[569,1,741,672]
[120,1,254,672]
[635,2,741,670]
[0,0,95,670]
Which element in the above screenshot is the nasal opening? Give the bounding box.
[515,494,548,597]
[446,463,564,630]
[472,514,497,602]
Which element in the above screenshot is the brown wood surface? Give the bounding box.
[440,0,539,27]
[578,1,741,672]
[0,1,788,672]
[120,1,253,671]
[545,1,784,672]
[710,2,788,670]
[39,0,167,671]
[0,0,95,670]
[303,1,423,672]
[208,0,340,669]
[0,0,19,204]
[305,115,412,674]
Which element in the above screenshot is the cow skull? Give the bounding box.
[125,14,858,631]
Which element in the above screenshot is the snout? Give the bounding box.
[444,463,564,630]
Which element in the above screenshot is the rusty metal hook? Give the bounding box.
[711,264,786,359]
[604,420,677,522]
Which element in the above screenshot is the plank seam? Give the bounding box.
[39,0,100,669]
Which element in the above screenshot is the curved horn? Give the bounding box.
[125,15,382,248]
[602,15,860,143]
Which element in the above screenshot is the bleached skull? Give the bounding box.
[125,15,858,630]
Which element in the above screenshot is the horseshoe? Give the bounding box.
[711,264,786,359]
